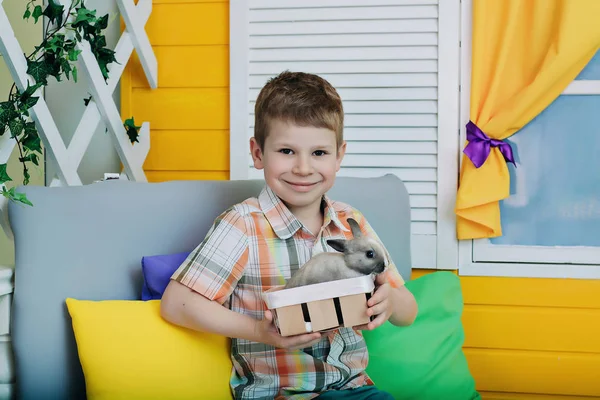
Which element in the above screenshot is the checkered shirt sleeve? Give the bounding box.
[171,207,249,304]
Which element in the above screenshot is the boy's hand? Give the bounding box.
[355,273,394,331]
[254,310,322,350]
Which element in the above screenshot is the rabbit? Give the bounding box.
[284,218,387,289]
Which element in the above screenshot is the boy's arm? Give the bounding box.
[161,280,322,350]
[389,285,418,326]
[370,272,418,327]
[160,208,321,349]
[161,280,259,340]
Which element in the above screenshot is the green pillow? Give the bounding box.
[363,271,481,400]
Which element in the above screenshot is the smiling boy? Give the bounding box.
[161,71,417,399]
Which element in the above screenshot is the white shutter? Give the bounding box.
[230,0,460,270]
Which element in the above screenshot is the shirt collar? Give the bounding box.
[322,195,350,234]
[258,185,349,239]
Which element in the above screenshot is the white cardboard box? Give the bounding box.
[262,276,375,337]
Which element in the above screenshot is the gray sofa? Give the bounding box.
[7,174,412,399]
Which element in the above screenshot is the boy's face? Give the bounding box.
[250,119,346,217]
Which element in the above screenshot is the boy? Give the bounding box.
[161,71,418,399]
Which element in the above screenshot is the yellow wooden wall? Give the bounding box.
[121,0,230,182]
[413,269,600,399]
[461,275,600,399]
[122,2,600,398]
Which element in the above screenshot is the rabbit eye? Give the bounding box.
[366,250,374,259]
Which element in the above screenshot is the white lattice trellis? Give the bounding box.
[0,0,157,239]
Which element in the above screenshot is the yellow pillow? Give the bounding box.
[65,298,233,400]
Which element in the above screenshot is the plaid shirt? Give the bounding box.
[171,185,404,399]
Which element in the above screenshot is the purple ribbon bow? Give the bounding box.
[463,121,516,168]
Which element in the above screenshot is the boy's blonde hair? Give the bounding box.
[254,71,344,150]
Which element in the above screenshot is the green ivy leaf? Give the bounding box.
[32,5,43,23]
[73,7,96,26]
[0,101,18,124]
[59,57,72,80]
[23,168,30,186]
[19,82,43,100]
[42,1,64,26]
[24,121,37,135]
[23,136,42,155]
[68,48,81,62]
[94,34,107,49]
[124,117,141,144]
[13,192,33,207]
[21,96,39,110]
[83,95,92,106]
[2,187,33,207]
[96,48,117,80]
[23,8,31,20]
[22,124,42,154]
[0,164,11,185]
[0,102,18,136]
[42,53,62,82]
[8,118,24,138]
[45,34,65,54]
[63,38,76,51]
[19,154,39,167]
[17,83,41,113]
[26,59,51,85]
[96,14,108,30]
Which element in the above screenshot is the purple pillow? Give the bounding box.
[141,252,190,300]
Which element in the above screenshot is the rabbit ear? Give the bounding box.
[327,239,347,253]
[347,218,362,238]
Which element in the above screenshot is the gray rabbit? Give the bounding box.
[284,218,387,289]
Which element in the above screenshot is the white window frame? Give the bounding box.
[228,0,461,271]
[436,0,461,271]
[229,0,250,179]
[458,0,600,279]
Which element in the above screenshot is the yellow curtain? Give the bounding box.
[456,0,600,240]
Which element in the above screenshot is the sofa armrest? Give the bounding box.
[0,265,14,400]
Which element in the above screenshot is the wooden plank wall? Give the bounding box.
[461,275,600,399]
[413,269,600,399]
[121,0,230,182]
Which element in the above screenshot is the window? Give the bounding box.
[459,1,600,278]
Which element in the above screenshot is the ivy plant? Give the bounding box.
[0,0,141,206]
